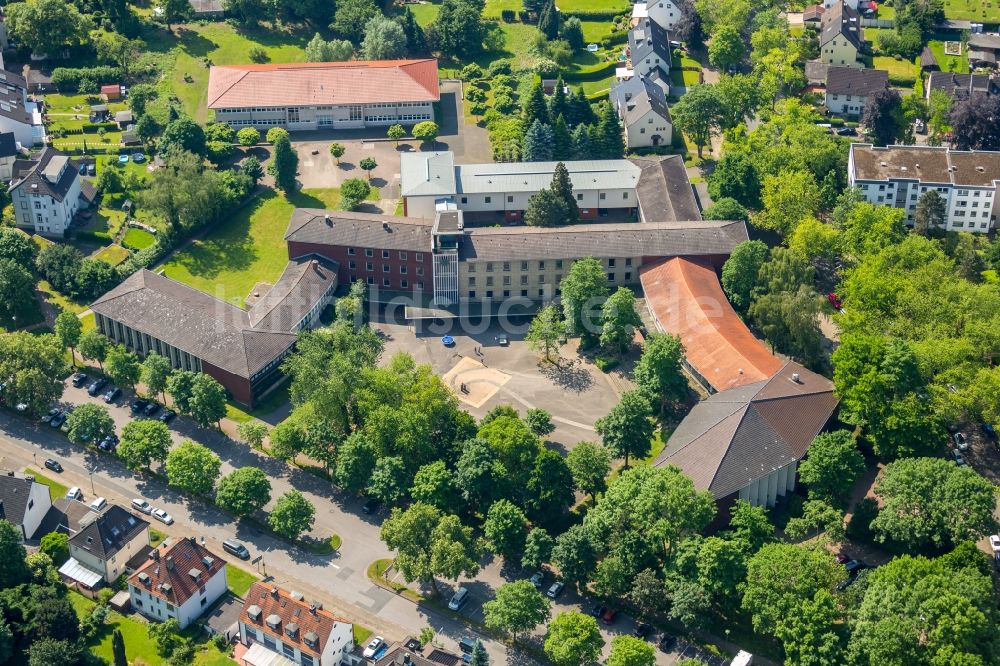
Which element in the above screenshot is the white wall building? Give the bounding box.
[824,66,888,115]
[630,0,683,31]
[849,144,1000,233]
[67,505,149,583]
[610,75,673,148]
[10,149,89,237]
[129,538,228,629]
[240,583,358,666]
[0,472,52,540]
[0,70,45,146]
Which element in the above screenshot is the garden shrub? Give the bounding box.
[501,9,515,22]
[51,66,122,91]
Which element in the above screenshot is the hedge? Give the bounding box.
[600,30,629,48]
[563,9,625,20]
[51,66,122,92]
[563,60,617,82]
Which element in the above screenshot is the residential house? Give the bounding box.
[925,71,1000,100]
[819,1,864,68]
[0,69,44,146]
[63,504,149,585]
[0,131,20,180]
[848,143,1000,232]
[239,582,357,666]
[824,66,888,115]
[208,60,439,131]
[128,537,228,629]
[610,75,673,148]
[114,109,133,129]
[378,637,463,666]
[967,33,1000,68]
[10,148,90,237]
[802,4,825,24]
[0,471,52,540]
[822,0,858,8]
[626,19,672,86]
[630,0,683,31]
[100,85,122,101]
[189,0,225,18]
[90,255,338,406]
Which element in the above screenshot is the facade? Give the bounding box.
[925,71,1000,100]
[0,131,18,180]
[630,0,683,31]
[208,60,438,131]
[0,69,44,147]
[0,471,51,540]
[10,149,88,237]
[90,256,338,405]
[67,504,149,583]
[610,75,673,148]
[820,1,864,68]
[848,143,1000,232]
[626,18,672,84]
[129,537,228,629]
[824,66,888,115]
[239,583,356,666]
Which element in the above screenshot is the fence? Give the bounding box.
[861,18,894,28]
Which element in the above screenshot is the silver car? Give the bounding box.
[151,508,174,525]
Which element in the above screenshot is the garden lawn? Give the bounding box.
[560,0,629,11]
[944,0,1000,21]
[581,20,615,43]
[37,280,89,315]
[93,244,130,266]
[873,56,917,86]
[928,37,970,73]
[225,380,290,423]
[226,564,259,597]
[90,608,162,665]
[123,227,157,250]
[484,0,520,18]
[80,312,96,334]
[408,2,441,26]
[160,188,342,306]
[24,468,69,501]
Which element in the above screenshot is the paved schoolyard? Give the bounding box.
[371,318,623,449]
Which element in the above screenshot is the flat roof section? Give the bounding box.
[640,257,783,392]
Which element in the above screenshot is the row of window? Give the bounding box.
[471,274,561,286]
[353,276,425,290]
[469,258,631,272]
[457,192,631,205]
[348,260,425,276]
[225,118,284,127]
[348,247,426,261]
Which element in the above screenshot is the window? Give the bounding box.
[599,193,606,200]
[348,260,356,270]
[200,598,207,607]
[576,193,583,201]
[287,108,300,122]
[366,262,373,271]
[503,289,511,297]
[623,192,629,199]
[399,251,407,260]
[503,262,511,272]
[486,263,493,272]
[608,273,615,281]
[555,260,563,269]
[383,264,390,273]
[503,276,511,286]
[468,290,476,298]
[538,261,545,270]
[367,276,374,285]
[485,196,492,204]
[400,265,407,274]
[383,278,391,287]
[625,272,631,280]
[625,258,632,266]
[282,643,295,659]
[415,253,423,262]
[417,281,424,289]
[461,197,468,204]
[486,277,494,286]
[468,263,476,272]
[347,247,356,255]
[301,655,314,666]
[507,196,514,203]
[486,290,493,298]
[521,261,528,270]
[401,279,408,289]
[608,259,616,267]
[365,248,373,257]
[521,290,528,297]
[469,277,476,286]
[415,267,424,276]
[520,275,528,285]
[538,289,545,296]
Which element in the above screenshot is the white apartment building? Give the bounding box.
[10,149,89,237]
[631,0,683,30]
[0,471,51,540]
[610,75,673,148]
[129,538,228,629]
[824,66,887,116]
[848,144,1000,232]
[0,70,45,147]
[66,504,149,583]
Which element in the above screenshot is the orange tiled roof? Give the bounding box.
[129,537,226,606]
[207,59,440,109]
[240,582,350,658]
[640,257,783,391]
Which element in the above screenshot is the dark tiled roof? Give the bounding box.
[629,18,672,68]
[655,362,838,498]
[821,1,863,50]
[805,60,830,84]
[0,131,17,157]
[241,583,350,658]
[968,33,1000,51]
[459,220,746,261]
[249,255,339,330]
[611,75,671,127]
[69,504,148,561]
[0,69,30,124]
[825,66,888,96]
[130,537,227,606]
[285,208,434,251]
[10,149,80,202]
[920,46,938,69]
[0,473,39,527]
[632,154,701,222]
[926,72,1000,98]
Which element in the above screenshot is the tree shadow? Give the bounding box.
[538,359,595,393]
[175,27,217,58]
[369,177,388,188]
[337,161,356,171]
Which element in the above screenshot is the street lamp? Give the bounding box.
[89,469,95,494]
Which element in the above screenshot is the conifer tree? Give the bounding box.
[522,120,554,162]
[552,114,573,161]
[523,80,550,128]
[550,162,579,222]
[549,76,569,120]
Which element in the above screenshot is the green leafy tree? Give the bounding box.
[560,257,609,337]
[269,420,306,461]
[329,142,346,164]
[412,121,439,144]
[148,618,181,656]
[105,344,140,391]
[550,524,597,590]
[66,403,114,445]
[367,456,409,505]
[0,260,34,323]
[595,390,653,466]
[862,88,905,147]
[237,421,269,449]
[871,457,998,548]
[526,305,566,362]
[165,440,221,495]
[118,419,171,472]
[359,157,377,180]
[387,124,406,146]
[36,243,81,295]
[696,536,746,602]
[268,135,299,191]
[216,467,272,517]
[600,287,641,354]
[524,187,567,227]
[565,441,609,503]
[671,84,723,157]
[775,590,844,666]
[525,408,555,437]
[522,527,554,570]
[340,178,371,211]
[39,532,69,566]
[160,0,191,24]
[268,490,315,539]
[332,0,379,43]
[27,639,80,666]
[0,227,38,264]
[477,415,541,484]
[753,170,820,236]
[159,118,207,156]
[53,313,81,368]
[748,284,824,366]
[189,373,227,427]
[0,521,30,588]
[544,612,604,666]
[784,499,846,542]
[6,0,92,56]
[913,188,947,235]
[237,127,261,146]
[0,332,67,416]
[483,499,529,558]
[140,353,172,401]
[633,332,687,411]
[361,15,406,60]
[166,370,196,414]
[410,461,459,511]
[305,33,353,61]
[629,569,668,617]
[335,432,378,493]
[607,636,655,666]
[714,73,762,129]
[381,503,481,595]
[708,24,744,69]
[797,431,864,505]
[78,330,108,371]
[525,449,575,524]
[483,580,551,641]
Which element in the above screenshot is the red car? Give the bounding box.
[600,607,617,625]
[828,292,843,310]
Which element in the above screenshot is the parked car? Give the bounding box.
[65,486,83,501]
[915,118,926,134]
[71,372,89,388]
[953,432,969,451]
[600,607,617,625]
[497,333,509,346]
[362,497,381,514]
[151,508,174,525]
[60,411,73,432]
[458,638,478,654]
[835,552,850,564]
[529,571,544,589]
[981,423,996,439]
[103,387,122,404]
[87,378,107,396]
[98,435,118,452]
[836,126,858,136]
[658,634,677,652]
[448,587,470,611]
[827,292,843,310]
[87,163,96,176]
[44,458,63,473]
[952,449,966,466]
[989,534,1000,554]
[159,409,177,424]
[131,498,152,514]
[844,559,867,576]
[222,539,250,559]
[143,402,160,418]
[49,411,67,429]
[591,605,607,619]
[130,398,149,413]
[546,581,564,599]
[41,408,61,424]
[88,497,107,511]
[362,636,385,659]
[633,623,653,639]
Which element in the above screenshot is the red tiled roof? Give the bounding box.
[640,257,783,392]
[207,59,440,109]
[100,84,121,94]
[240,582,350,658]
[129,537,226,606]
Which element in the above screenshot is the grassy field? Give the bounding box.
[161,188,342,305]
[581,20,615,43]
[45,93,129,152]
[484,0,520,18]
[873,55,917,86]
[93,244,131,265]
[123,227,157,249]
[24,468,69,500]
[561,0,629,10]
[226,564,259,597]
[80,312,97,333]
[37,280,89,315]
[944,0,1000,20]
[928,37,970,73]
[408,2,441,26]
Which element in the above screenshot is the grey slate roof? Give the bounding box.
[459,220,746,261]
[655,362,838,498]
[285,208,434,251]
[821,1,863,50]
[968,33,1000,51]
[0,473,39,528]
[805,60,830,84]
[611,75,671,127]
[70,504,148,561]
[632,154,701,222]
[10,148,80,201]
[455,160,642,195]
[90,257,337,378]
[0,69,31,124]
[0,131,17,157]
[400,152,457,197]
[825,66,888,96]
[927,72,1000,98]
[629,18,672,70]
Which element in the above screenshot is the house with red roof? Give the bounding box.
[128,537,228,629]
[207,59,439,132]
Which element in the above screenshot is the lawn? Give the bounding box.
[93,244,131,266]
[38,280,89,315]
[483,0,520,18]
[44,93,130,152]
[25,468,69,501]
[873,55,917,86]
[226,564,259,598]
[944,0,1000,21]
[928,37,970,74]
[225,379,290,423]
[80,312,96,334]
[123,227,157,250]
[581,20,615,43]
[670,68,702,87]
[408,2,441,26]
[560,0,629,11]
[85,207,130,240]
[160,188,342,306]
[150,527,167,547]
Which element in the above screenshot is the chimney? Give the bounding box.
[791,373,801,383]
[270,587,279,598]
[188,536,197,546]
[382,221,390,231]
[308,604,318,615]
[152,549,160,561]
[166,556,174,570]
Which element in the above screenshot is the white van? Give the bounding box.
[88,496,107,511]
[65,487,83,501]
[448,587,469,611]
